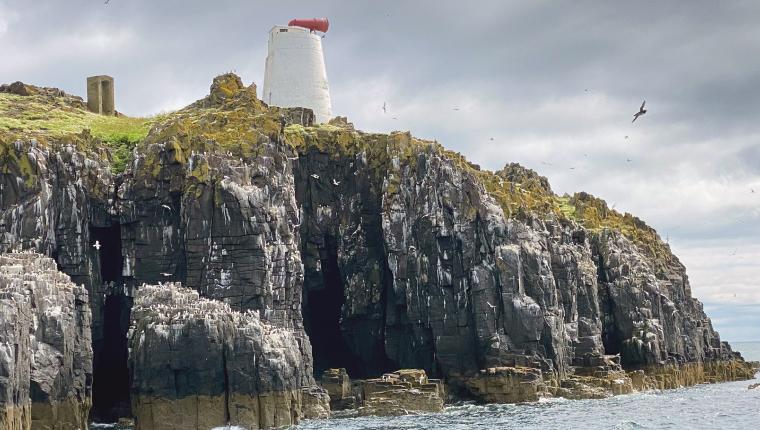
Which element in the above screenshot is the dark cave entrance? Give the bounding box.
[92,294,133,421]
[597,255,623,359]
[90,224,123,283]
[304,235,365,378]
[601,312,622,356]
[89,223,132,421]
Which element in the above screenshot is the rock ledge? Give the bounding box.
[0,252,92,430]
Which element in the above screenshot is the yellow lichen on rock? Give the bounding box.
[0,403,31,430]
[461,366,546,403]
[457,359,756,405]
[358,369,445,417]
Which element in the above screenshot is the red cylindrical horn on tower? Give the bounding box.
[288,18,329,33]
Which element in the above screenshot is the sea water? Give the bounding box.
[93,342,760,429]
[291,341,760,430]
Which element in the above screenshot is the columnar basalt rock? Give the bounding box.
[320,368,354,410]
[1,75,758,426]
[290,130,614,384]
[300,386,330,420]
[128,283,320,430]
[0,253,93,430]
[461,367,546,403]
[0,129,119,419]
[555,355,634,399]
[591,229,729,367]
[358,369,445,416]
[288,124,756,403]
[629,360,758,391]
[118,74,308,332]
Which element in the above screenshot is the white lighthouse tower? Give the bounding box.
[262,18,332,123]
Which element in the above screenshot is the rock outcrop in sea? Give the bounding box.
[0,74,757,429]
[0,253,92,430]
[128,283,326,429]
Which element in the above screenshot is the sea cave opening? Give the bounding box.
[89,223,132,421]
[303,235,365,379]
[92,293,133,421]
[598,261,624,360]
[602,321,622,356]
[90,224,123,283]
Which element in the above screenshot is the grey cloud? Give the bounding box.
[702,304,760,343]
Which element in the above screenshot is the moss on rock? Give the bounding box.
[2,74,676,269]
[0,83,158,174]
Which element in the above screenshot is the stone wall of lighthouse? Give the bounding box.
[262,25,333,123]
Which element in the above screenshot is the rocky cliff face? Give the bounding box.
[593,229,730,366]
[287,123,750,394]
[0,253,92,430]
[128,283,325,429]
[0,128,121,420]
[0,75,755,427]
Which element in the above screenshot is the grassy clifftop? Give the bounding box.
[0,92,151,141]
[0,74,675,269]
[0,83,158,172]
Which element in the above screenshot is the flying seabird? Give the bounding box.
[161,204,172,210]
[382,102,387,114]
[310,174,320,179]
[93,240,101,251]
[632,100,647,123]
[332,179,340,186]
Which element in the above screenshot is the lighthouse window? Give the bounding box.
[279,28,288,32]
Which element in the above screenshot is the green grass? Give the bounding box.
[0,92,159,172]
[105,135,139,174]
[0,93,154,138]
[557,195,577,218]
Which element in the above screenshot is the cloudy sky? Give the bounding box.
[1,1,758,341]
